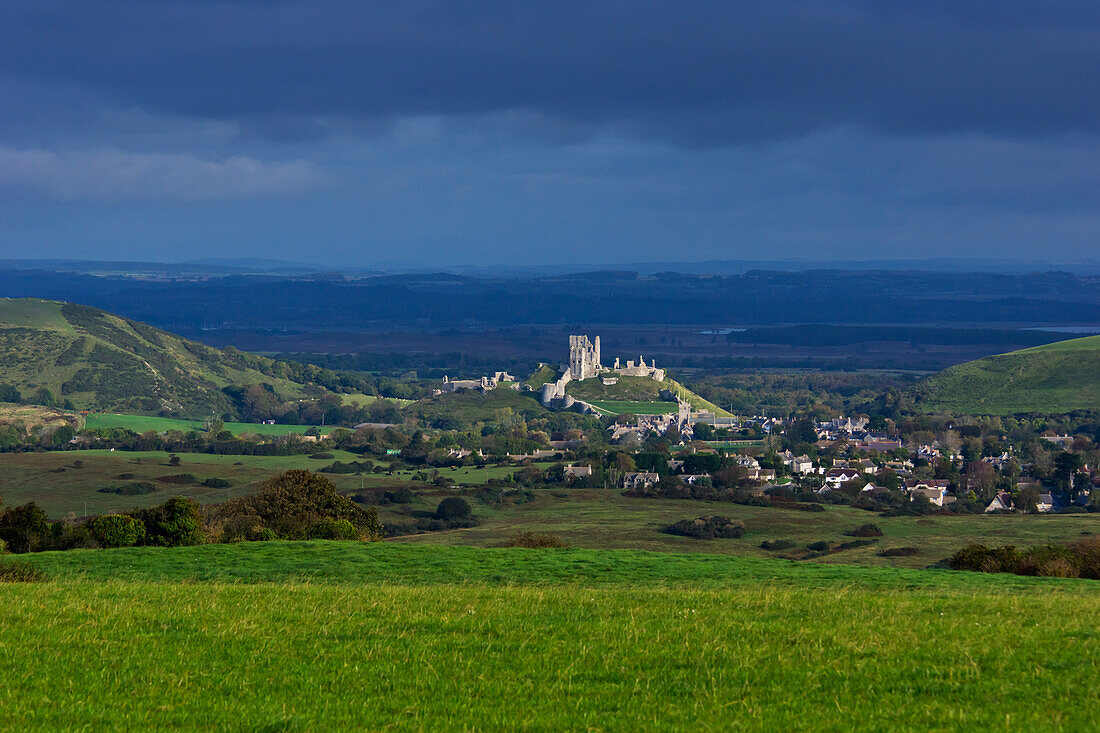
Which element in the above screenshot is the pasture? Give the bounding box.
[588,400,678,415]
[385,487,1100,569]
[83,412,336,436]
[0,449,551,517]
[3,542,1098,730]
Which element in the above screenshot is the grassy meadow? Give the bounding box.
[3,542,1098,730]
[383,487,1100,569]
[588,399,678,415]
[0,449,552,517]
[914,334,1100,414]
[83,412,337,436]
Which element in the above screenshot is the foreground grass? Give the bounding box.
[15,540,1095,591]
[3,543,1099,730]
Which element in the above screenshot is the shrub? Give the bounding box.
[414,516,477,532]
[350,488,413,505]
[309,452,335,460]
[848,523,884,537]
[836,538,878,551]
[90,514,146,548]
[0,561,48,583]
[211,470,383,542]
[507,531,569,548]
[131,497,204,547]
[664,516,745,540]
[807,540,831,552]
[948,545,1020,574]
[435,497,472,521]
[201,478,232,489]
[98,482,158,496]
[155,474,197,485]
[257,527,278,541]
[310,518,360,541]
[0,503,51,553]
[168,455,181,466]
[1071,536,1100,579]
[879,547,920,557]
[320,460,371,474]
[760,539,796,551]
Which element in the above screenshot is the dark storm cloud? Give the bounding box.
[1,0,1096,145]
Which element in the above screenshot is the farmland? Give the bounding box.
[0,449,553,517]
[4,542,1099,730]
[588,399,677,415]
[382,487,1100,569]
[6,444,1097,568]
[83,412,337,436]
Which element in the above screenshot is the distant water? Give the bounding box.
[696,328,748,335]
[1022,327,1100,334]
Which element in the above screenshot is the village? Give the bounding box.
[427,336,1097,515]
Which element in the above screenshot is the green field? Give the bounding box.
[3,542,1098,730]
[83,412,336,436]
[4,448,1098,568]
[665,376,734,416]
[385,487,1100,569]
[0,449,553,518]
[587,399,678,415]
[409,385,549,424]
[914,334,1100,414]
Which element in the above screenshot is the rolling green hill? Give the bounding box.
[913,334,1100,414]
[0,298,345,418]
[564,373,733,416]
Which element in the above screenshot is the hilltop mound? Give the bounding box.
[409,386,550,427]
[0,298,344,418]
[912,335,1100,414]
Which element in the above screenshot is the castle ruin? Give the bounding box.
[539,334,664,407]
[568,334,601,380]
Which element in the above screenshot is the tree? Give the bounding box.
[0,384,21,404]
[435,497,471,521]
[204,416,225,438]
[0,503,50,553]
[1017,486,1041,514]
[615,452,637,472]
[132,497,204,547]
[32,387,56,407]
[712,464,751,490]
[90,514,146,548]
[215,470,382,541]
[964,461,997,501]
[787,418,817,445]
[1054,452,1084,492]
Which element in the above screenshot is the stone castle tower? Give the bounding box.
[568,334,601,380]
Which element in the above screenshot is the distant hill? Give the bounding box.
[0,298,346,418]
[912,335,1100,414]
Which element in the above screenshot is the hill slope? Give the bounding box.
[913,334,1100,414]
[0,298,342,417]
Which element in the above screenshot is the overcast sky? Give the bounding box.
[1,1,1096,267]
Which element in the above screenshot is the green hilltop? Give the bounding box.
[912,334,1100,414]
[0,298,345,418]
